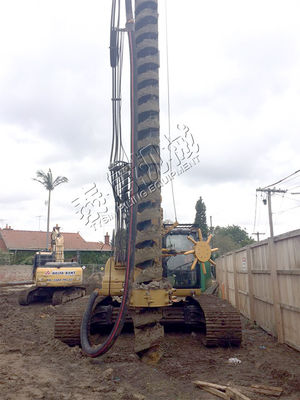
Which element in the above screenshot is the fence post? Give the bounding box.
[218,256,225,299]
[268,238,284,343]
[224,256,229,302]
[246,247,255,321]
[233,253,239,311]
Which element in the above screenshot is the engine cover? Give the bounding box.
[35,266,83,287]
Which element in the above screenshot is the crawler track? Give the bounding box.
[54,296,118,346]
[19,286,85,306]
[194,295,242,346]
[54,296,91,346]
[54,294,242,348]
[52,287,86,306]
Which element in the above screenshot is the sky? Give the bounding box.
[0,0,299,243]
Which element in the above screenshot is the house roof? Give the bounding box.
[0,229,111,252]
[85,241,111,251]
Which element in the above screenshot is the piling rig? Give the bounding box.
[54,0,242,362]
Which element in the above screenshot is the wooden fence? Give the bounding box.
[216,229,300,352]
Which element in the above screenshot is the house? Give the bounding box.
[0,225,111,265]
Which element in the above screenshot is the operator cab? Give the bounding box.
[33,251,55,279]
[163,224,201,289]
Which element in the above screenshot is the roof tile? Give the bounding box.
[0,229,111,252]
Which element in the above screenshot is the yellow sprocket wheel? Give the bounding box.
[184,229,218,274]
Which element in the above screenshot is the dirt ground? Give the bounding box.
[0,287,299,400]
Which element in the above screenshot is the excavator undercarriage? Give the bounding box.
[54,294,242,348]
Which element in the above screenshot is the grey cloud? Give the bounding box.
[0,192,33,205]
[220,34,298,115]
[174,135,279,187]
[168,33,298,118]
[0,42,113,160]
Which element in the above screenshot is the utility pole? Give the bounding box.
[36,215,42,230]
[256,187,287,238]
[252,231,265,241]
[210,216,213,232]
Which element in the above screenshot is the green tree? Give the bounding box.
[33,169,68,249]
[214,225,254,256]
[194,197,208,238]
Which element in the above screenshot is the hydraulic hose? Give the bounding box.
[80,0,137,358]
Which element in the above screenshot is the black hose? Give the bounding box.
[80,288,129,357]
[80,0,137,358]
[80,290,99,355]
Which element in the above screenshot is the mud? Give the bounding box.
[0,287,299,400]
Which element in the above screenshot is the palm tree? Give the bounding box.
[33,169,68,249]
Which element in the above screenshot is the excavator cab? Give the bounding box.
[163,224,212,293]
[32,251,55,279]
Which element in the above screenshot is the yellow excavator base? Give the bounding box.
[35,267,83,287]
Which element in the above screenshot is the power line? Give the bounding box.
[252,193,258,233]
[273,204,300,215]
[254,192,266,234]
[252,231,265,241]
[263,169,300,189]
[287,184,300,191]
[273,193,300,203]
[256,187,287,238]
[281,177,300,187]
[36,215,43,230]
[255,194,269,239]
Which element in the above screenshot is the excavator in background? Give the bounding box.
[19,225,85,306]
[54,0,242,361]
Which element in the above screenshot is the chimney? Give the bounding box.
[104,232,110,245]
